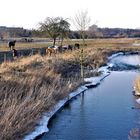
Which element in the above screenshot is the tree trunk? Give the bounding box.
[60,37,64,47]
[53,38,56,46]
[80,49,84,79]
[80,32,85,81]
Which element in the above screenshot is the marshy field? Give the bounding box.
[1,38,140,140]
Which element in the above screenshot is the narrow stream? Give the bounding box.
[39,55,140,140]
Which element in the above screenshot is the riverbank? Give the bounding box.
[25,51,135,140]
[1,38,140,140]
[26,52,140,140]
[0,55,84,140]
[24,66,111,140]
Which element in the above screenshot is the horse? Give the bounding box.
[46,45,59,56]
[61,45,73,52]
[74,43,80,49]
[8,40,16,50]
[12,49,18,57]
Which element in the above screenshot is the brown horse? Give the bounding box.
[46,46,58,56]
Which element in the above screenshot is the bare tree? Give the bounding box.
[73,10,90,79]
[74,10,90,42]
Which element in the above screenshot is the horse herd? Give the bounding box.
[7,40,81,57]
[46,43,80,56]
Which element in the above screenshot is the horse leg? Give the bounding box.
[55,49,57,54]
[49,50,52,56]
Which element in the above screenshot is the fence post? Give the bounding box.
[4,53,6,62]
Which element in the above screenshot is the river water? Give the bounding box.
[39,55,140,140]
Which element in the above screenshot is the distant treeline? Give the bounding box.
[92,27,140,38]
[0,26,32,40]
[32,27,140,39]
[1,25,140,39]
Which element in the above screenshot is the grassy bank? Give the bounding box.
[1,38,140,139]
[0,55,83,140]
[134,77,140,95]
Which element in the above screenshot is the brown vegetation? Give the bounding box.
[0,54,83,140]
[134,77,140,95]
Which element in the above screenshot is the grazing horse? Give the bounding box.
[74,43,80,49]
[8,40,16,50]
[62,45,73,52]
[67,45,73,51]
[46,46,58,56]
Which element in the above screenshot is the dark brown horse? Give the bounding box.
[8,40,16,50]
[12,49,18,57]
[74,43,80,49]
[61,45,73,52]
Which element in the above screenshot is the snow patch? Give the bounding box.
[69,86,88,99]
[133,88,140,104]
[133,43,140,46]
[84,72,110,87]
[108,52,124,60]
[98,66,111,73]
[136,98,140,104]
[108,63,114,68]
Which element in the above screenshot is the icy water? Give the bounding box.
[39,55,140,140]
[110,54,140,67]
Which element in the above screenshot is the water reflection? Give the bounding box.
[80,92,85,106]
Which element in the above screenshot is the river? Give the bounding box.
[38,54,140,140]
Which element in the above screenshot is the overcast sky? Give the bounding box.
[1,0,140,29]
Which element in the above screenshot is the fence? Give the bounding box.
[0,47,48,63]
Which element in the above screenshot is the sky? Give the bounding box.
[0,0,140,30]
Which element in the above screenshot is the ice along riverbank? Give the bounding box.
[24,52,140,140]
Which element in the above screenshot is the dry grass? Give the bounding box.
[134,76,140,94]
[0,53,84,140]
[0,42,51,52]
[1,38,140,139]
[0,38,136,51]
[0,60,82,139]
[0,75,81,140]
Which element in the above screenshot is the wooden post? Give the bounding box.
[4,53,6,62]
